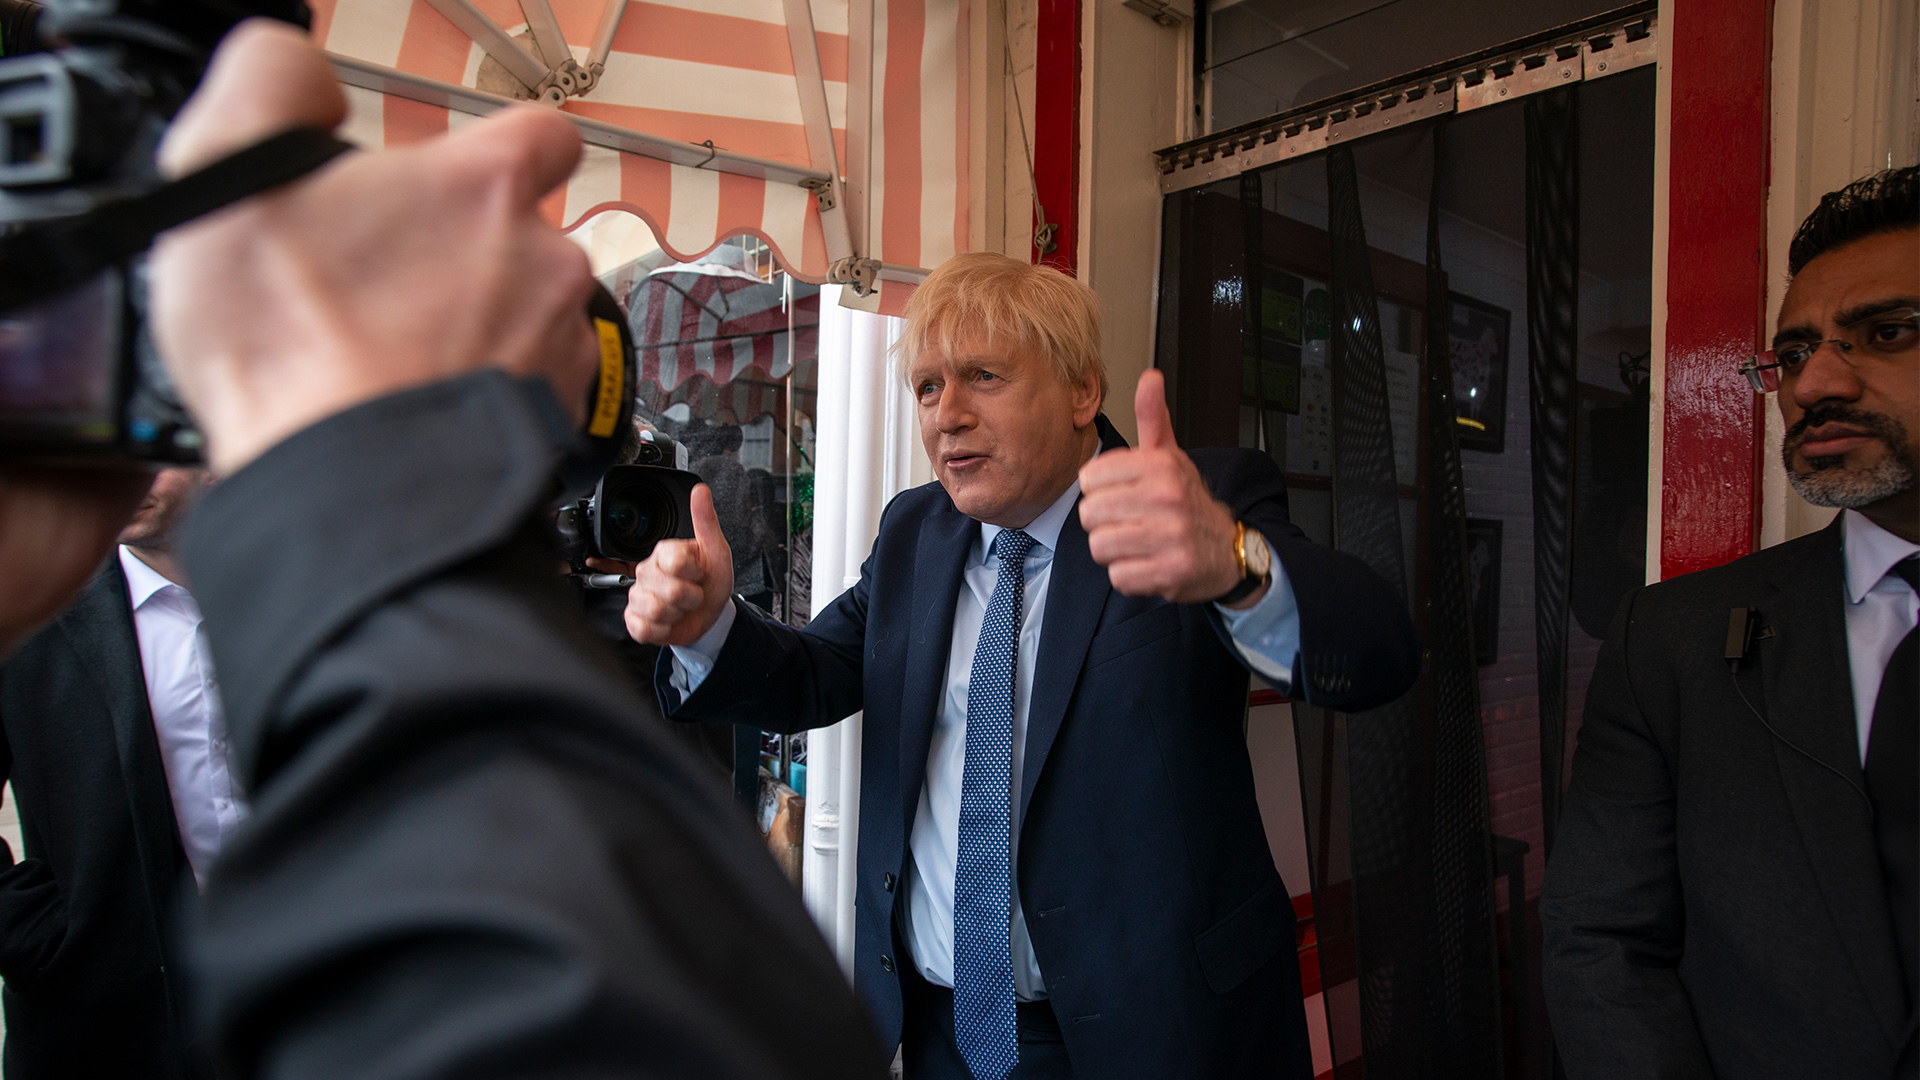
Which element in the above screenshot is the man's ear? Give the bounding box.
[1071,365,1104,428]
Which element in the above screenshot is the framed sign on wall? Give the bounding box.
[1447,292,1511,454]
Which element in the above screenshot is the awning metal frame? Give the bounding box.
[335,0,932,295]
[778,0,859,277]
[1154,0,1658,194]
[330,54,834,188]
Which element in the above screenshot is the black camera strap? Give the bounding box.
[0,126,352,313]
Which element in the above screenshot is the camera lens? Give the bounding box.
[603,494,654,544]
[594,467,680,561]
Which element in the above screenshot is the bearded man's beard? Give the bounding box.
[1782,405,1918,508]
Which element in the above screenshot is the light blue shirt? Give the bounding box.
[1841,510,1920,764]
[671,465,1302,999]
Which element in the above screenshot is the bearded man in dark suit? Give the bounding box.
[1544,167,1919,1078]
[624,252,1422,1079]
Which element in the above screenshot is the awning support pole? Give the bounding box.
[517,0,579,81]
[422,0,552,97]
[781,0,858,279]
[585,0,630,87]
[330,54,834,188]
[834,0,879,303]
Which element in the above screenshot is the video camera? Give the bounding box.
[0,0,635,474]
[556,430,703,579]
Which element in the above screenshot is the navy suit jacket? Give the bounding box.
[659,415,1420,1078]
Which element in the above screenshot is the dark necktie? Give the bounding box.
[1866,557,1918,1004]
[953,529,1035,1080]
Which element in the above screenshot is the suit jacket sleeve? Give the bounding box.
[1202,447,1422,712]
[178,372,887,1080]
[652,514,882,734]
[0,690,66,987]
[1541,590,1713,1079]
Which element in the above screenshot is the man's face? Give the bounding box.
[1775,228,1920,513]
[911,336,1102,528]
[117,467,212,550]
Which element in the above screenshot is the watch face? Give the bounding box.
[1247,528,1272,578]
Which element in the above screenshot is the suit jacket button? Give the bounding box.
[884,872,895,893]
[880,955,896,973]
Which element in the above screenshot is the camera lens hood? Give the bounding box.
[590,463,701,563]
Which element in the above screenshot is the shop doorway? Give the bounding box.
[1156,13,1657,1076]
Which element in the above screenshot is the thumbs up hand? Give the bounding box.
[624,483,737,647]
[1077,370,1263,607]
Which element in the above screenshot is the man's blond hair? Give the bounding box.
[896,252,1108,403]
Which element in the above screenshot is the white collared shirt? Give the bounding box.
[1840,511,1920,764]
[118,546,248,886]
[671,464,1303,998]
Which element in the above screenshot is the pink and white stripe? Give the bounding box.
[311,0,968,285]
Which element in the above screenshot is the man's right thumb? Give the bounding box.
[689,483,723,554]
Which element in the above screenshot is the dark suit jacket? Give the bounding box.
[0,558,207,1079]
[1544,516,1914,1078]
[175,372,888,1080]
[658,415,1421,1079]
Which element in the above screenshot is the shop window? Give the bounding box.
[1158,64,1655,1079]
[584,222,816,876]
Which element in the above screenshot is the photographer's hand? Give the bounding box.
[624,484,735,647]
[149,20,600,476]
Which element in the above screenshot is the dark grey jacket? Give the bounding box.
[0,559,207,1079]
[1544,517,1913,1078]
[178,372,888,1079]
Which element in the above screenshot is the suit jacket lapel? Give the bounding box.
[1019,415,1126,822]
[1753,517,1906,1044]
[59,562,186,910]
[897,500,974,830]
[1019,504,1111,822]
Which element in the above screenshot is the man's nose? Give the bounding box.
[933,386,973,432]
[1787,339,1863,410]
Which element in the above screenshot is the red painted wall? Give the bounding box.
[1031,0,1081,273]
[1659,0,1771,579]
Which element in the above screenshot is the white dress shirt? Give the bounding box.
[118,546,248,886]
[1840,511,1920,764]
[670,467,1303,999]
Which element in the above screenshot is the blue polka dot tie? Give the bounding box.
[953,528,1036,1080]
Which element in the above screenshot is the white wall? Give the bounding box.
[1078,1,1192,441]
[1760,0,1920,547]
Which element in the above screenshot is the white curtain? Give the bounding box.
[802,285,928,974]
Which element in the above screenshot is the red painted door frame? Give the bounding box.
[1032,0,1081,273]
[1659,0,1771,579]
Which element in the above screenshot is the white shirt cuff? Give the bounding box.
[1214,560,1300,693]
[667,599,738,699]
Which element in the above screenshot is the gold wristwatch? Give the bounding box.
[1218,521,1272,605]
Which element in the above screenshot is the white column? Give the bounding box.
[803,285,917,977]
[1759,0,1918,547]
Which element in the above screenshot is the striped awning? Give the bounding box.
[310,0,967,303]
[628,256,819,390]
